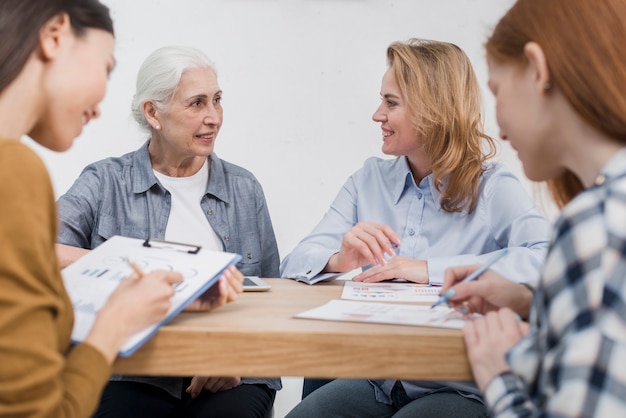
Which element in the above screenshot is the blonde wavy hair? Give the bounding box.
[387,39,496,213]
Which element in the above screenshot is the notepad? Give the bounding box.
[62,235,241,356]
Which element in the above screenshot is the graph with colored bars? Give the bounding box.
[79,255,198,293]
[341,281,440,303]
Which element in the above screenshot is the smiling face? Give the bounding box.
[31,27,115,152]
[488,58,564,182]
[150,67,223,166]
[372,68,422,160]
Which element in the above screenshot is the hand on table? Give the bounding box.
[325,222,401,273]
[184,265,243,312]
[186,376,241,398]
[352,257,429,284]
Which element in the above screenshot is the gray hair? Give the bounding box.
[131,46,217,130]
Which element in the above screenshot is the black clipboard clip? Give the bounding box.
[142,238,201,254]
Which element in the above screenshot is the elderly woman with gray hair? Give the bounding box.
[55,46,280,418]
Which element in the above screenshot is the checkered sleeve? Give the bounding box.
[485,371,535,417]
[484,176,626,417]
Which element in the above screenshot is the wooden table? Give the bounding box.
[113,279,472,381]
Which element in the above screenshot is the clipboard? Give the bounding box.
[61,235,242,357]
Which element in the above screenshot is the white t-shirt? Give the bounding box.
[153,159,222,252]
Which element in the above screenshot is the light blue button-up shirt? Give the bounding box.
[280,155,551,403]
[281,156,550,285]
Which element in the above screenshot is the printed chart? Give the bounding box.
[341,281,440,303]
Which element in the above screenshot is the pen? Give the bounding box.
[126,258,145,278]
[431,248,509,309]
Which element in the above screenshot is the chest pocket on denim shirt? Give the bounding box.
[96,213,150,243]
[234,234,263,276]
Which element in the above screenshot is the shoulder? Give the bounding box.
[0,140,51,196]
[479,162,528,195]
[560,174,626,234]
[354,156,404,180]
[481,161,519,182]
[0,139,47,173]
[83,149,138,173]
[213,155,260,185]
[362,156,400,171]
[0,140,56,243]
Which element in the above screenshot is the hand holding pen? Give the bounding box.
[437,249,534,319]
[126,258,145,278]
[432,249,509,309]
[326,221,401,273]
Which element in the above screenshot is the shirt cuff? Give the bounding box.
[427,254,477,285]
[484,370,526,415]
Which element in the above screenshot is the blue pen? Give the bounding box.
[431,248,509,309]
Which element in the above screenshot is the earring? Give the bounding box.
[544,82,553,91]
[155,124,161,130]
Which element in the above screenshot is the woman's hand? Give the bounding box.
[184,265,243,312]
[186,376,241,398]
[464,308,530,391]
[86,270,183,362]
[325,222,401,273]
[441,265,533,318]
[352,257,429,284]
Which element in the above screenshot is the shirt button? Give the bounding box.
[247,253,253,259]
[207,209,213,215]
[408,228,415,236]
[223,236,230,241]
[417,193,423,199]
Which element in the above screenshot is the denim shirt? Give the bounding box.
[57,142,281,397]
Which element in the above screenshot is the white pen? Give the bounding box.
[431,248,509,309]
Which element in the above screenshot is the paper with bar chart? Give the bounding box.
[341,281,440,303]
[62,235,241,356]
[295,299,469,329]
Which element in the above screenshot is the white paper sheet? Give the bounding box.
[295,299,469,329]
[341,281,440,302]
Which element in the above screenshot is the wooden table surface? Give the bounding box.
[112,278,473,381]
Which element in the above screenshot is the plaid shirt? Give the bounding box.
[484,148,626,417]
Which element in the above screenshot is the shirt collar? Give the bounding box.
[205,153,230,203]
[131,142,159,193]
[392,156,444,211]
[595,147,626,187]
[131,142,229,203]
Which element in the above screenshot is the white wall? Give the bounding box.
[25,0,558,262]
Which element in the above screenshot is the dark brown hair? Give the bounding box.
[486,0,626,207]
[0,0,114,94]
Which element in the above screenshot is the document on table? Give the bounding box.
[62,235,241,356]
[341,281,440,303]
[295,299,468,329]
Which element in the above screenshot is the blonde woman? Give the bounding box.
[282,39,551,417]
